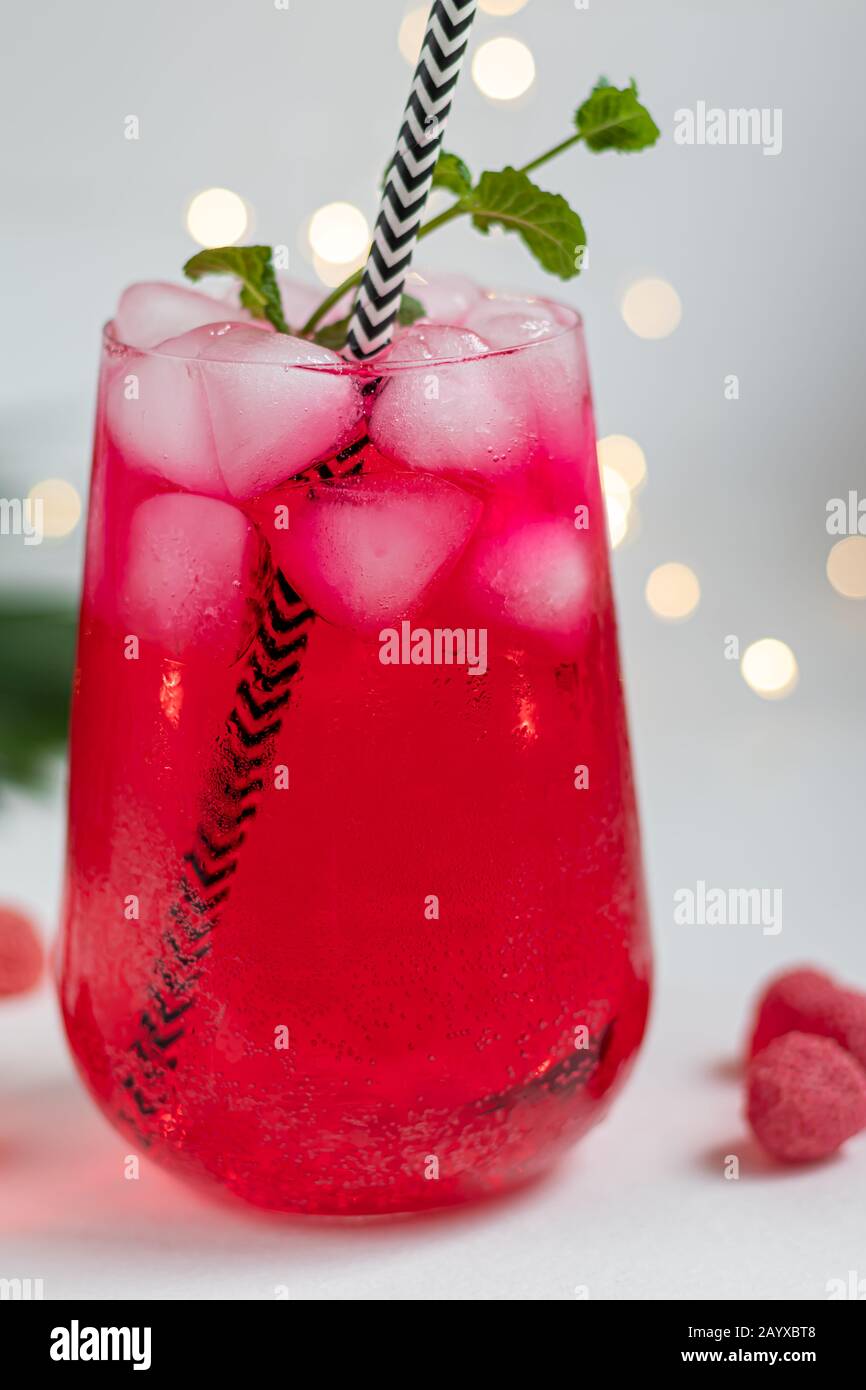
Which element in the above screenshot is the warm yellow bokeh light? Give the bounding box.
[741,638,799,700]
[308,202,370,265]
[605,494,629,550]
[27,478,82,539]
[398,7,427,65]
[601,464,632,516]
[185,188,249,248]
[597,434,647,493]
[312,251,367,288]
[472,37,536,101]
[479,0,530,14]
[827,536,866,599]
[622,277,682,339]
[645,562,700,621]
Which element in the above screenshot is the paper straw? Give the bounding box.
[345,0,478,361]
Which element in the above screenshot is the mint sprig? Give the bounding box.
[467,170,586,281]
[183,245,290,333]
[181,78,660,342]
[299,78,659,335]
[575,79,660,152]
[431,151,473,198]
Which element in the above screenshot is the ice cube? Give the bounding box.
[369,325,534,479]
[104,348,225,496]
[524,327,590,465]
[408,271,484,326]
[464,297,562,348]
[112,281,250,351]
[180,323,364,499]
[271,473,482,630]
[276,275,352,330]
[119,493,263,657]
[467,300,590,470]
[464,518,591,642]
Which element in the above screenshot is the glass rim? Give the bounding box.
[102,295,583,374]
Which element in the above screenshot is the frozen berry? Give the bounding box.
[747,1032,866,1163]
[749,966,866,1070]
[0,906,43,996]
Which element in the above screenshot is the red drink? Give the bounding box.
[60,281,651,1214]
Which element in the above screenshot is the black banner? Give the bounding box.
[4,1299,862,1372]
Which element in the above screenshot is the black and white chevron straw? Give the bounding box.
[345,0,478,361]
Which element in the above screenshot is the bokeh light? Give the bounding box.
[479,0,530,13]
[185,188,249,248]
[605,495,629,550]
[621,277,682,339]
[472,37,536,102]
[741,638,799,700]
[645,563,700,621]
[27,478,82,539]
[826,536,866,599]
[601,464,632,516]
[398,7,427,65]
[308,202,370,265]
[312,251,367,288]
[597,434,647,493]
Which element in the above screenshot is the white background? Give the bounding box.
[1,0,865,1300]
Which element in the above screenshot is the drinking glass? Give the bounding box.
[60,305,651,1214]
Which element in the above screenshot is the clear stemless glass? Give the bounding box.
[60,305,651,1214]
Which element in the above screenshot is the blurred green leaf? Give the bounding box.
[183,245,290,333]
[467,169,587,280]
[575,79,661,153]
[431,151,473,198]
[0,597,77,791]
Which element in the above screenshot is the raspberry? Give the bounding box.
[749,965,866,1071]
[747,1032,866,1162]
[0,906,43,997]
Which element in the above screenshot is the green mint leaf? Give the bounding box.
[398,293,426,326]
[383,151,472,199]
[313,294,427,350]
[575,79,660,153]
[312,316,351,350]
[183,245,290,333]
[466,169,586,281]
[431,151,473,198]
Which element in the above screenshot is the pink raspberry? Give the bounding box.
[0,906,43,997]
[749,965,866,1071]
[747,1032,866,1163]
